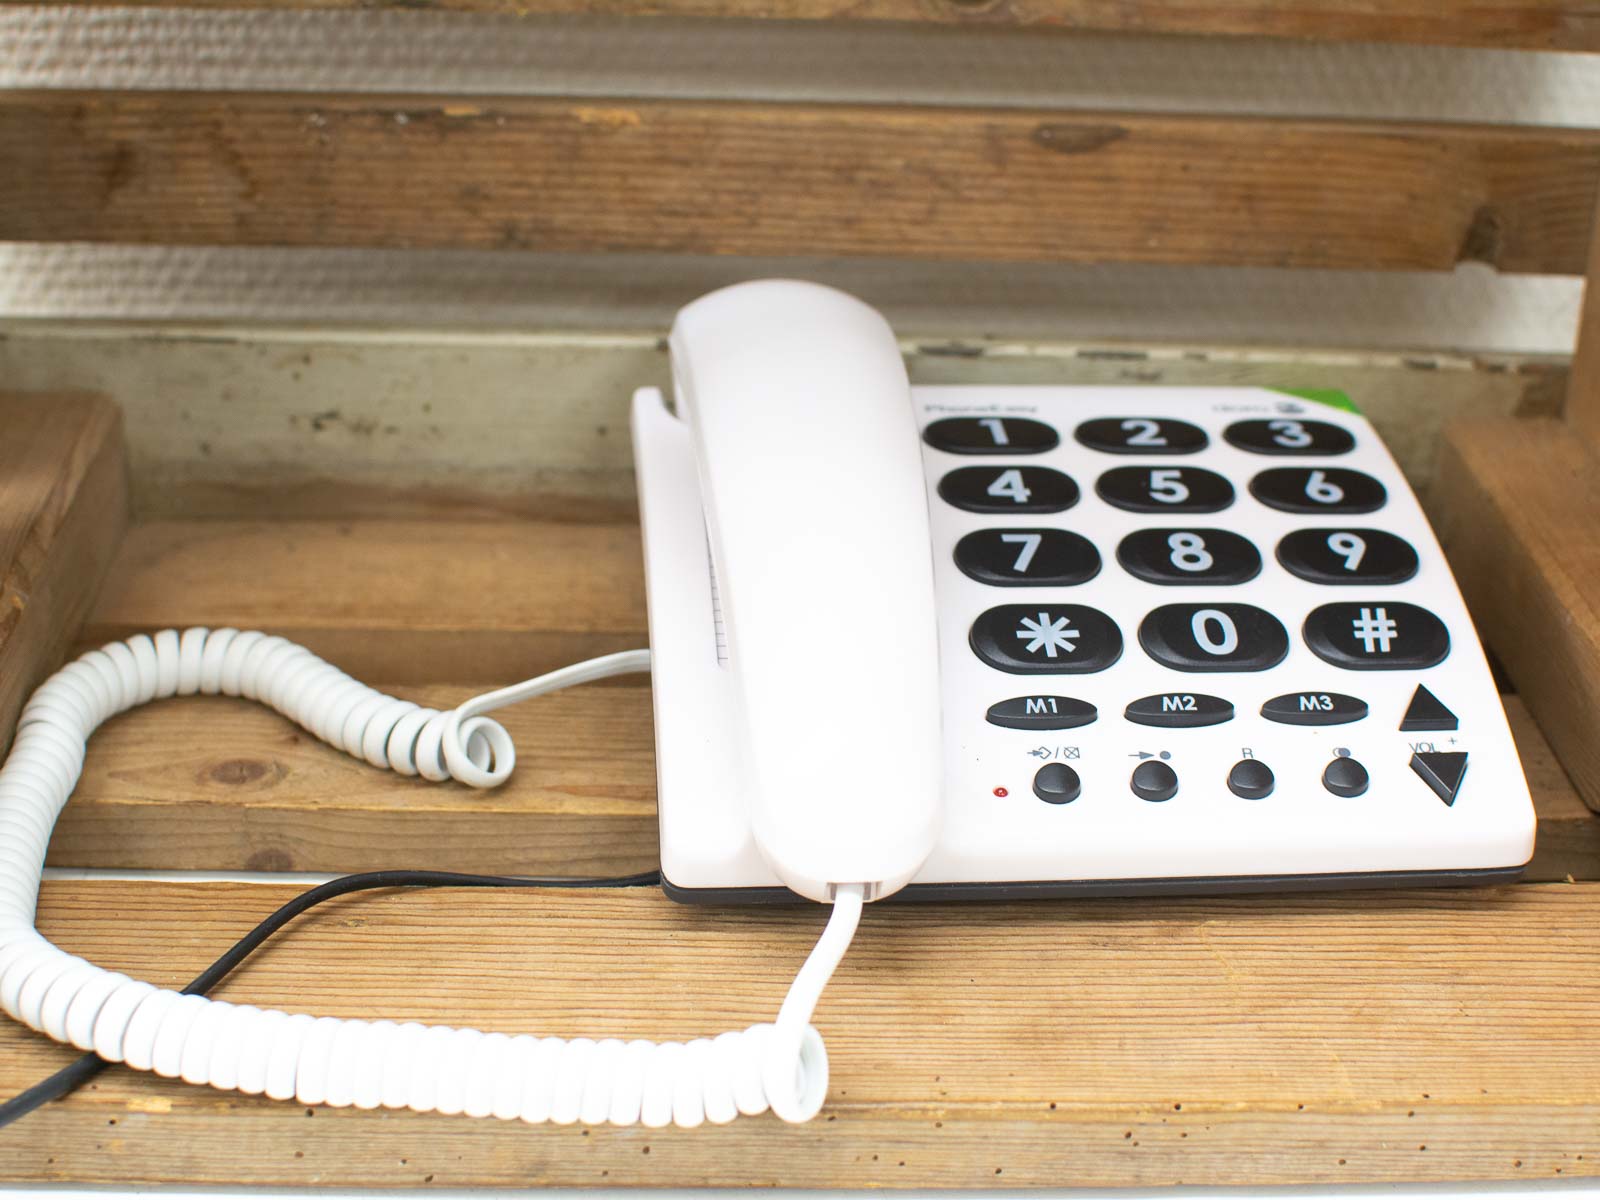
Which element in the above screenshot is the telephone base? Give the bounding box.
[660,863,1529,906]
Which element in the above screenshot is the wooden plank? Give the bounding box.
[83,519,649,684]
[1569,191,1600,453]
[3,92,1597,274]
[0,394,128,751]
[0,323,1568,521]
[42,682,1597,879]
[4,0,1597,52]
[1436,417,1600,814]
[1,879,1596,1186]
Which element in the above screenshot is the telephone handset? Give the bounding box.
[641,280,944,903]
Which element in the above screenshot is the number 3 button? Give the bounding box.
[1225,419,1354,456]
[1117,529,1261,585]
[1276,529,1418,585]
[1138,604,1289,672]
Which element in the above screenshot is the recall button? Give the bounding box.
[1124,693,1233,728]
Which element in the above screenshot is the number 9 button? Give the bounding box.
[1276,529,1418,585]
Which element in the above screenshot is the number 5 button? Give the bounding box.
[1138,604,1289,672]
[1276,529,1418,585]
[1096,466,1234,514]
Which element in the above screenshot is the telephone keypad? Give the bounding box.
[938,466,1079,514]
[1275,528,1418,586]
[955,528,1100,587]
[1224,418,1355,457]
[1076,417,1207,455]
[1249,467,1386,514]
[1095,465,1235,514]
[1116,528,1262,586]
[970,604,1123,674]
[1137,603,1290,673]
[923,416,1059,455]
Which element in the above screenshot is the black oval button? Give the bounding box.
[1276,529,1418,586]
[1224,418,1354,456]
[971,605,1123,674]
[1137,604,1289,673]
[1322,755,1370,798]
[1117,528,1261,586]
[987,695,1097,731]
[923,416,1059,455]
[938,466,1079,514]
[1260,692,1368,726]
[1131,760,1179,802]
[1303,602,1450,670]
[955,528,1100,587]
[1249,467,1386,515]
[1075,418,1207,456]
[1227,759,1275,800]
[1033,762,1081,805]
[1124,693,1233,728]
[1096,466,1234,514]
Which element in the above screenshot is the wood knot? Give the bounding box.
[207,758,275,786]
[1032,124,1128,155]
[1457,204,1505,268]
[245,848,295,873]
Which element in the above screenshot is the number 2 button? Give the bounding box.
[1075,418,1207,455]
[938,466,1079,514]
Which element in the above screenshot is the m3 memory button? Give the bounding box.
[1260,692,1368,726]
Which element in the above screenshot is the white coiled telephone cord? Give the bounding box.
[0,628,865,1127]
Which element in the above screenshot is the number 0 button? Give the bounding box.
[1276,529,1418,585]
[923,417,1058,455]
[955,529,1101,587]
[1117,529,1261,586]
[1224,419,1354,456]
[1138,604,1289,672]
[1075,418,1207,455]
[1096,466,1234,514]
[1249,467,1386,515]
[939,466,1078,514]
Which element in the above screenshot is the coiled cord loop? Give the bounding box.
[0,630,862,1127]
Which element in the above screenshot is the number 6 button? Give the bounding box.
[1138,604,1289,672]
[1276,529,1418,585]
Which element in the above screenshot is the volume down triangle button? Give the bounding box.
[1410,751,1469,806]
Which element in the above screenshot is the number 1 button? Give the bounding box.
[923,417,1058,455]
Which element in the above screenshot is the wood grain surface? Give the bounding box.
[0,879,1595,1186]
[3,0,1596,52]
[0,394,128,751]
[1436,418,1600,815]
[4,92,1598,274]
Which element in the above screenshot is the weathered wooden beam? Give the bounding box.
[2,92,1597,273]
[0,394,128,748]
[1569,191,1600,452]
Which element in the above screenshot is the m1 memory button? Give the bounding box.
[1260,691,1368,726]
[987,696,1098,731]
[923,416,1059,455]
[1125,693,1233,728]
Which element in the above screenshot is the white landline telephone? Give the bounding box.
[0,280,1534,1133]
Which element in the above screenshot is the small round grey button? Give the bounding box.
[1130,760,1178,802]
[1322,756,1370,798]
[1033,762,1082,805]
[1227,758,1275,800]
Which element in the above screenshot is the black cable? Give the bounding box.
[0,867,661,1130]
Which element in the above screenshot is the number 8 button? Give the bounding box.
[1117,529,1261,585]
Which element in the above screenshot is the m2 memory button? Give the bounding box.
[1137,604,1289,673]
[939,466,1079,514]
[1075,417,1207,455]
[987,696,1098,730]
[1276,529,1418,585]
[971,605,1124,674]
[1260,692,1368,726]
[1096,466,1235,514]
[1224,419,1354,456]
[1249,467,1386,515]
[1124,693,1233,728]
[955,528,1101,587]
[1303,603,1450,670]
[923,417,1059,455]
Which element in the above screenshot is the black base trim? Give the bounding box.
[661,864,1528,905]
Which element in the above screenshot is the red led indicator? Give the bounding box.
[993,787,1008,797]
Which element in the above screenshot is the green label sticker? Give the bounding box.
[1269,388,1360,414]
